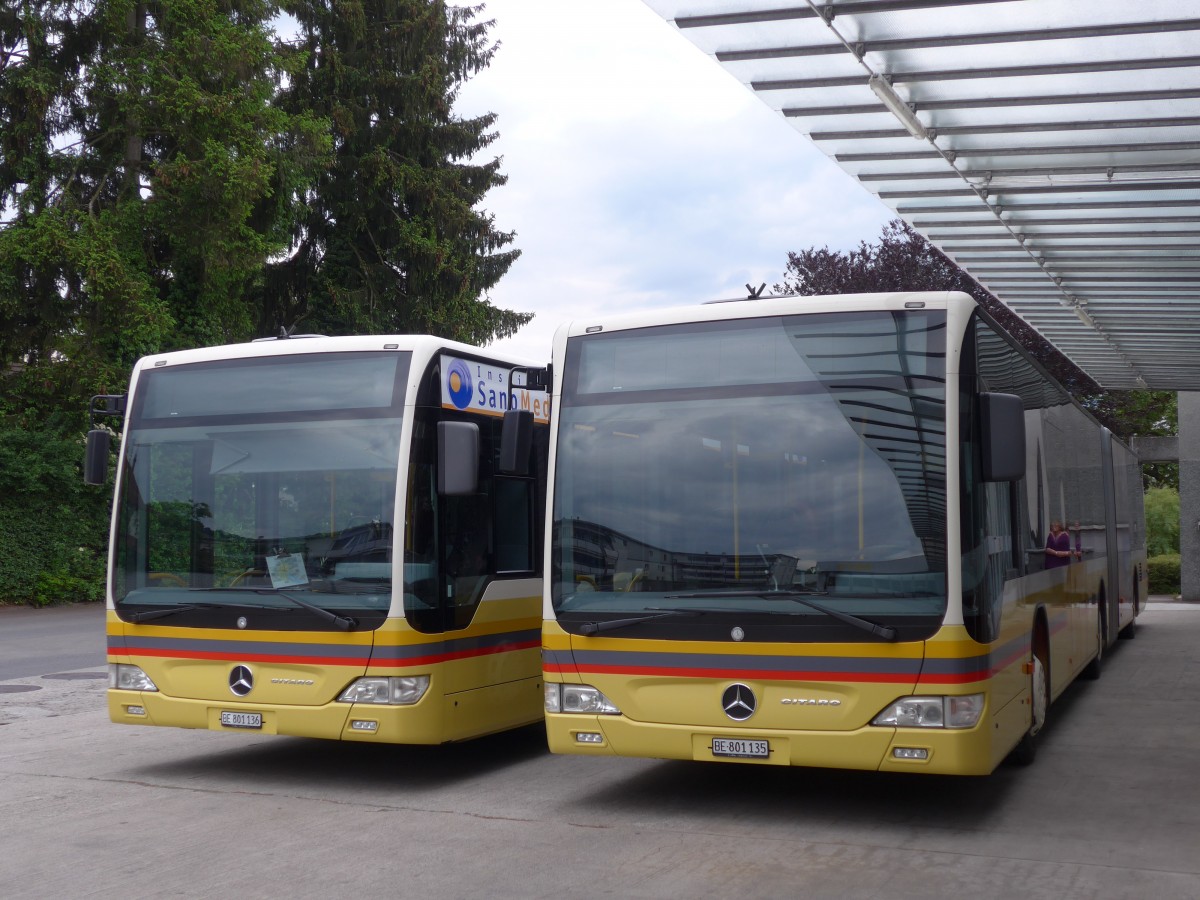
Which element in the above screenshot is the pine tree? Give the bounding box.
[269,0,528,344]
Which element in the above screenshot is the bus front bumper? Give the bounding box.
[107,689,447,744]
[546,712,999,775]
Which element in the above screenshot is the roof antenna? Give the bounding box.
[278,323,296,339]
[746,282,766,300]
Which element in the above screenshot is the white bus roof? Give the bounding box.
[554,291,975,344]
[130,334,540,376]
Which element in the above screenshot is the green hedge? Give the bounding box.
[1147,554,1181,597]
[0,426,110,606]
[1145,487,1180,556]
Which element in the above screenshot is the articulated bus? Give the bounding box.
[86,335,550,744]
[541,292,1145,775]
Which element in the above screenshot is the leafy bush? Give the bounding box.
[1147,554,1181,597]
[0,426,110,606]
[1145,487,1180,556]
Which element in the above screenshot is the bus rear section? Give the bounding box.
[541,292,1143,775]
[97,337,549,744]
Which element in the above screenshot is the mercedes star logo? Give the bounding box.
[721,683,757,721]
[229,665,254,697]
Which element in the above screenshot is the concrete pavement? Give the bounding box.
[0,601,1197,899]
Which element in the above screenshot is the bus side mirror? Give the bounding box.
[498,409,533,476]
[979,392,1025,482]
[438,421,479,495]
[84,429,111,485]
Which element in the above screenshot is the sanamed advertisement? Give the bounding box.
[440,355,551,423]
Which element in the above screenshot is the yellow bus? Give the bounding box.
[540,292,1144,774]
[87,335,549,744]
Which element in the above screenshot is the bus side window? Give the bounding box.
[405,410,492,632]
[442,491,491,628]
[407,400,544,633]
[964,315,1033,643]
[494,477,534,572]
[440,414,504,629]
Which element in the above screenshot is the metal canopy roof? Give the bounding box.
[645,0,1200,390]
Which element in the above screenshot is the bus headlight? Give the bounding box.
[108,663,158,692]
[338,676,430,706]
[871,694,984,729]
[544,683,621,715]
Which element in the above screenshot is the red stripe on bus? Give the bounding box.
[545,663,925,684]
[915,671,993,685]
[116,639,540,668]
[550,661,998,685]
[368,640,541,669]
[118,647,373,666]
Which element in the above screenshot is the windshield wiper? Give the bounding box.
[122,602,221,624]
[183,586,358,630]
[666,589,899,642]
[255,589,358,631]
[770,591,898,641]
[577,609,701,635]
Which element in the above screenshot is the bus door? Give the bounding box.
[405,407,542,699]
[1100,430,1120,648]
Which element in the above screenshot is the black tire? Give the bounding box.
[1012,642,1049,766]
[1120,592,1139,639]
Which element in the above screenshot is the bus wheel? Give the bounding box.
[1012,644,1048,766]
[1082,600,1104,680]
[1119,588,1138,640]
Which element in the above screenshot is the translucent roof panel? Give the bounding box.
[645,0,1200,389]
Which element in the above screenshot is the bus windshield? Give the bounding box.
[552,310,948,639]
[112,351,410,629]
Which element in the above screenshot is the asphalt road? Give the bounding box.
[1,601,1198,899]
[0,603,106,680]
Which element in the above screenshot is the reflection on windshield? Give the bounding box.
[113,351,410,626]
[552,310,948,620]
[115,420,400,613]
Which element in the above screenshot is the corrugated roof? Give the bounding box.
[645,0,1200,389]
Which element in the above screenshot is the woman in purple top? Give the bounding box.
[1044,520,1074,569]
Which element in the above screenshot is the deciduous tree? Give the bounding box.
[0,1,325,603]
[775,219,1177,469]
[1,0,324,401]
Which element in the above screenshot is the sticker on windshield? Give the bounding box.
[266,551,309,589]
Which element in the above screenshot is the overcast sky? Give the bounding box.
[454,0,895,362]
